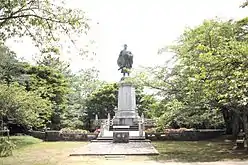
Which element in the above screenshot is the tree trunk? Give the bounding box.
[221,107,232,134]
[242,112,248,149]
[232,112,240,138]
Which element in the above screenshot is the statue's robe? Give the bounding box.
[117,50,133,70]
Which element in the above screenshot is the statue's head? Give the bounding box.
[124,44,127,50]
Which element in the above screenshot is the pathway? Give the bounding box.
[62,156,248,165]
[70,142,158,156]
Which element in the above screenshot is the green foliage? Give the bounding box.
[0,83,52,128]
[24,65,70,129]
[62,68,104,129]
[144,18,248,131]
[0,0,89,55]
[0,44,26,84]
[0,136,42,157]
[84,83,118,129]
[0,138,16,157]
[9,136,42,149]
[60,128,88,134]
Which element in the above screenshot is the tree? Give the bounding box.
[0,83,52,129]
[23,64,70,130]
[0,44,25,85]
[36,54,71,75]
[167,19,248,134]
[142,18,248,139]
[0,0,89,55]
[84,83,118,130]
[62,68,104,129]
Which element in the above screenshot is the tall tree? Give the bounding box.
[0,83,52,129]
[142,18,248,138]
[62,68,104,129]
[0,44,25,85]
[0,0,89,55]
[23,64,70,129]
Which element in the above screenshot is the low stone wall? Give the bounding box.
[29,131,98,141]
[29,129,225,141]
[29,131,45,139]
[145,129,225,141]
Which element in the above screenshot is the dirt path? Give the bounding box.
[60,155,248,165]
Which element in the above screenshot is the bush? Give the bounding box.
[145,128,156,133]
[164,128,194,133]
[10,136,42,148]
[0,138,16,157]
[145,127,164,133]
[59,128,89,134]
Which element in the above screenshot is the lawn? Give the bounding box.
[1,136,248,165]
[1,136,88,165]
[152,140,248,162]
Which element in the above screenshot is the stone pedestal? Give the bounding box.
[113,82,139,125]
[97,81,146,141]
[113,132,129,143]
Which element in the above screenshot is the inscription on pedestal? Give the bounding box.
[113,132,129,143]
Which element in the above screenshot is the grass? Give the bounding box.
[152,139,248,162]
[8,136,43,149]
[1,136,248,164]
[0,136,88,165]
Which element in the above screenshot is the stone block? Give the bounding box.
[113,132,129,143]
[45,131,61,141]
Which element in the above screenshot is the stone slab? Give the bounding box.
[69,142,159,156]
[113,125,130,128]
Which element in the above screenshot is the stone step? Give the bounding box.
[109,125,139,131]
[96,136,146,140]
[109,128,139,131]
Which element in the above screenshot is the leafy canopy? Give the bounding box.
[0,0,89,55]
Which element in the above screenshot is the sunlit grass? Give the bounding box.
[152,140,248,162]
[1,136,88,165]
[2,136,248,164]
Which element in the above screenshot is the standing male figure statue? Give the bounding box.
[117,44,133,77]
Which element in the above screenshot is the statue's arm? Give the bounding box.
[119,50,123,56]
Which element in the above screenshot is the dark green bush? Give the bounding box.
[0,137,16,157]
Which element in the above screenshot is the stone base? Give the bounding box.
[113,132,129,143]
[113,117,139,126]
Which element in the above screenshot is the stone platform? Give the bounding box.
[69,142,159,156]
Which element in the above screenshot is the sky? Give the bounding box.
[5,0,248,82]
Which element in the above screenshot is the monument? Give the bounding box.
[96,44,145,142]
[69,45,159,156]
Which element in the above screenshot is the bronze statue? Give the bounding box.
[117,44,133,77]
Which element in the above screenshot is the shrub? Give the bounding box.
[9,136,42,148]
[164,128,194,133]
[60,128,89,134]
[0,138,16,157]
[145,128,157,133]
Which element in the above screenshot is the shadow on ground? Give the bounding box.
[151,138,248,162]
